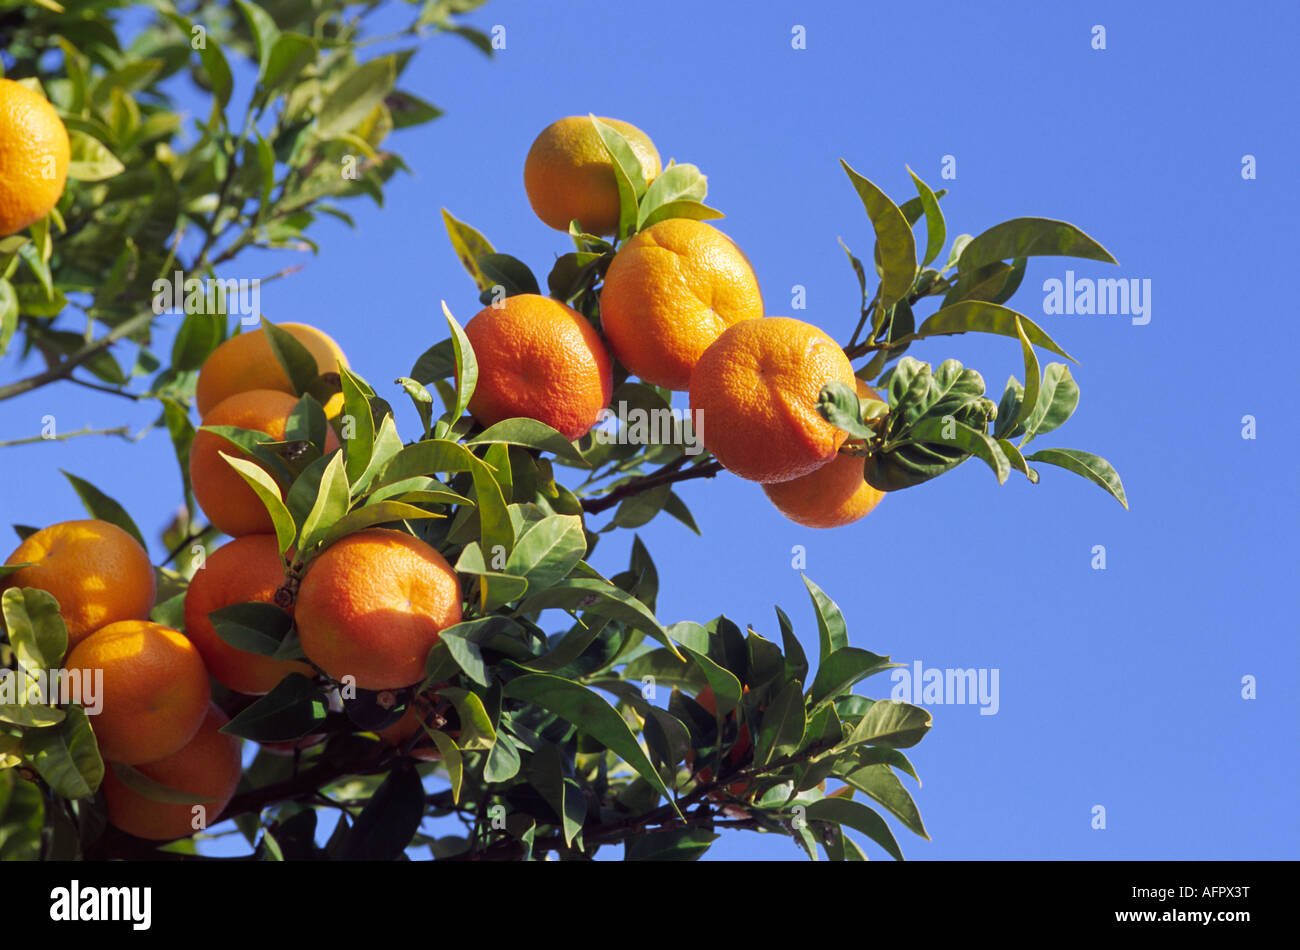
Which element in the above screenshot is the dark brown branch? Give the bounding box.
[580,457,723,515]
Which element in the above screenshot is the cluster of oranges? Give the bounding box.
[505,115,886,529]
[2,108,887,840]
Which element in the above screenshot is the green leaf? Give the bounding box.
[959,217,1118,271]
[680,646,742,716]
[235,0,281,73]
[21,705,103,799]
[834,763,929,839]
[840,160,916,306]
[914,301,1075,362]
[816,380,876,440]
[904,417,1011,485]
[318,56,397,139]
[2,587,68,672]
[427,729,463,803]
[518,578,679,658]
[436,687,496,751]
[260,33,316,103]
[59,471,146,549]
[808,647,890,709]
[805,797,904,861]
[503,674,677,812]
[196,31,233,113]
[528,743,585,846]
[754,680,806,766]
[1024,448,1128,509]
[624,826,718,861]
[592,116,642,241]
[209,602,293,657]
[334,766,425,860]
[504,515,586,593]
[338,367,376,484]
[802,574,847,661]
[222,674,327,741]
[386,91,444,129]
[441,301,478,426]
[476,253,540,298]
[842,699,933,749]
[776,605,808,685]
[638,199,724,231]
[261,317,321,395]
[898,187,948,226]
[906,166,946,268]
[1020,364,1079,445]
[109,761,218,805]
[441,208,496,293]
[66,129,124,182]
[297,451,350,551]
[220,453,297,553]
[466,418,587,466]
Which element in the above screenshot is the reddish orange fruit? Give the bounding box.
[64,620,211,765]
[689,317,856,483]
[464,293,613,441]
[183,534,314,695]
[100,704,243,840]
[295,529,463,691]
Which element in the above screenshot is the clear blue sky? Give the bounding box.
[3,0,1297,860]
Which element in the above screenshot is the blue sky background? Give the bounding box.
[3,0,1297,860]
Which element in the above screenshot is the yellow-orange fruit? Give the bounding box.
[3,518,155,647]
[64,620,211,765]
[464,293,613,441]
[195,323,347,419]
[100,704,242,840]
[295,529,463,691]
[183,534,313,695]
[689,317,855,483]
[763,382,887,528]
[600,219,764,390]
[190,389,341,538]
[524,116,660,235]
[0,78,70,236]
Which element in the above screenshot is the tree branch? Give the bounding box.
[580,456,722,515]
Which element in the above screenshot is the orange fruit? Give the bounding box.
[3,519,155,647]
[687,685,754,799]
[524,115,660,235]
[464,293,613,441]
[183,534,313,695]
[100,704,242,840]
[762,382,887,528]
[190,389,341,538]
[689,317,855,483]
[296,529,463,691]
[64,620,211,765]
[195,323,347,420]
[600,219,765,390]
[0,78,70,237]
[376,690,451,762]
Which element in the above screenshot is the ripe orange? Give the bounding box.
[524,115,660,235]
[762,381,888,528]
[687,685,754,799]
[295,529,463,691]
[0,78,70,237]
[183,534,313,695]
[600,219,764,390]
[3,519,155,647]
[190,389,341,538]
[689,317,855,483]
[100,704,243,841]
[195,323,347,420]
[464,293,613,441]
[64,620,211,765]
